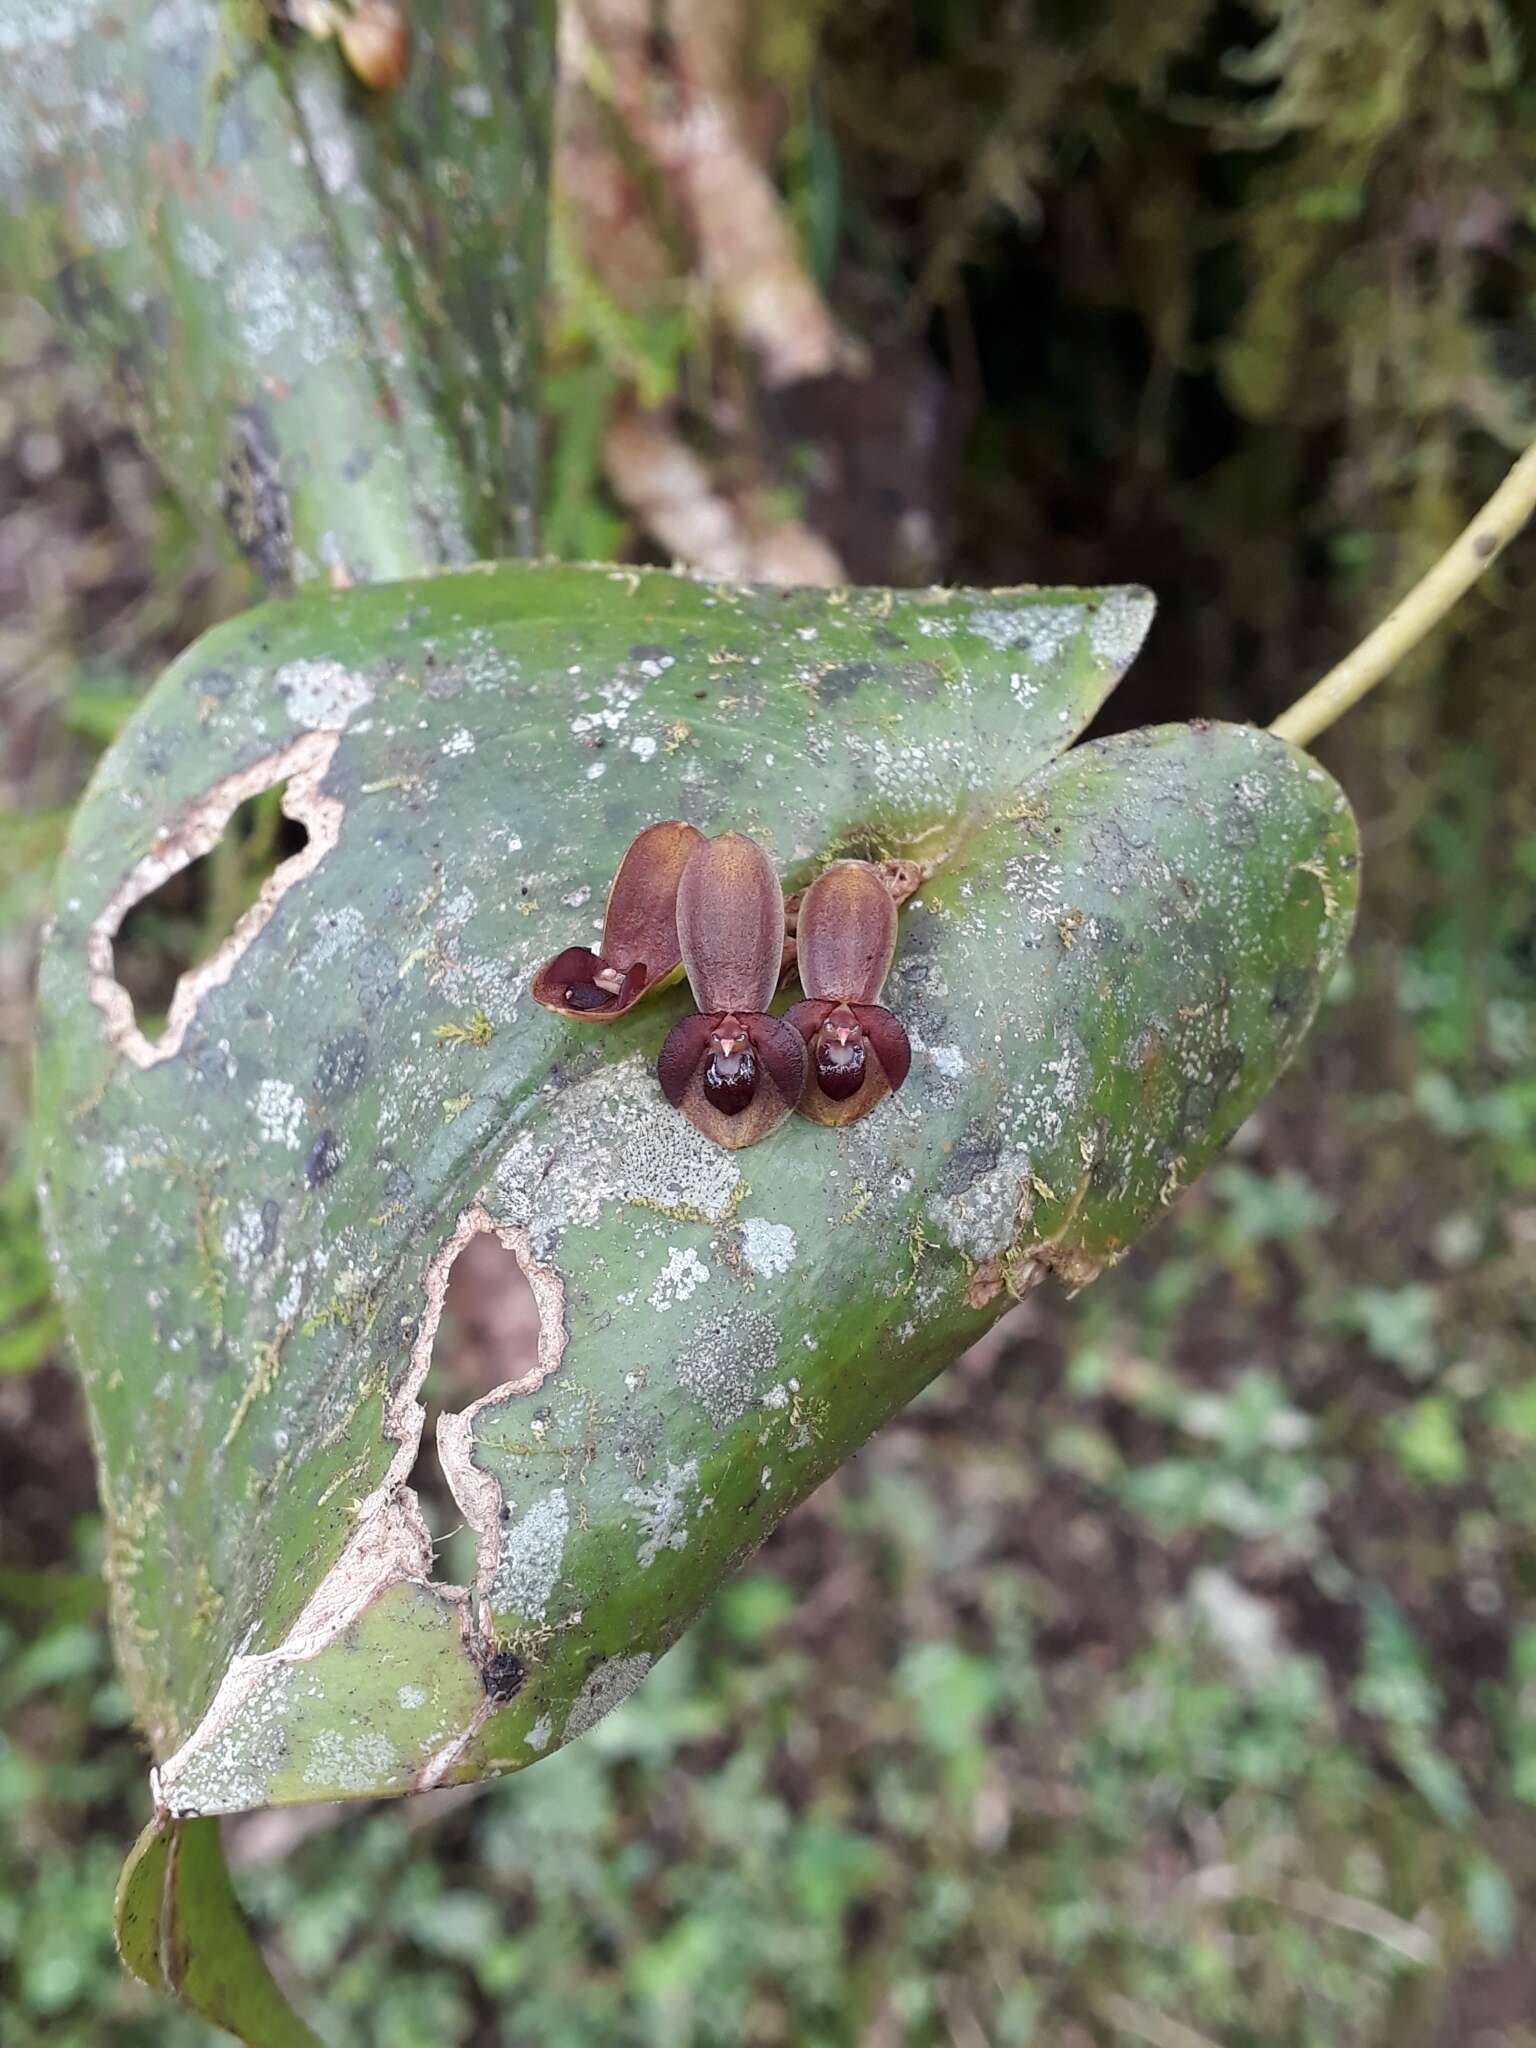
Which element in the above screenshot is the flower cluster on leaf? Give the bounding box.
[532,826,913,1150]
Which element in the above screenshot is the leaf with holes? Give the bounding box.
[34,564,1357,1840]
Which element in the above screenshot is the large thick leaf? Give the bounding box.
[0,0,552,583]
[35,565,1356,1824]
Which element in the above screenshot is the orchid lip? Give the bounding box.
[657,1005,809,1149]
[784,995,911,1125]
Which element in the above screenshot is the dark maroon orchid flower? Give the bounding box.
[784,860,912,1126]
[532,820,703,1021]
[657,833,808,1150]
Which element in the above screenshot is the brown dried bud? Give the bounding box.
[657,832,806,1148]
[532,820,703,1022]
[338,0,411,92]
[785,860,911,1126]
[878,857,924,907]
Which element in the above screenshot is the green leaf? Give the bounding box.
[0,0,552,585]
[34,563,1357,1831]
[1388,1395,1469,1486]
[116,1814,324,2046]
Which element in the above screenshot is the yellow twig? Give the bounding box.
[1270,437,1536,748]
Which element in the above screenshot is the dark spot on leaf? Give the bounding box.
[197,1342,229,1384]
[259,1199,280,1256]
[356,940,401,1007]
[424,664,465,701]
[1181,1080,1216,1129]
[893,660,945,698]
[186,666,237,700]
[816,662,877,702]
[211,96,260,167]
[480,1647,525,1702]
[1271,965,1309,1017]
[894,910,939,958]
[315,1031,368,1102]
[222,407,292,589]
[1212,1045,1244,1092]
[112,342,151,420]
[941,1134,1000,1196]
[305,1129,341,1187]
[383,1164,414,1204]
[187,1039,234,1088]
[628,644,672,664]
[1090,1148,1119,1191]
[53,256,113,327]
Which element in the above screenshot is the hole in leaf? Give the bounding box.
[113,787,309,1041]
[408,1232,542,1578]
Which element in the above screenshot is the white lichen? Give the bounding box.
[254,1077,305,1149]
[675,1309,779,1429]
[739,1217,797,1278]
[1088,587,1157,675]
[648,1245,710,1312]
[276,658,374,732]
[490,1489,569,1621]
[623,1460,699,1568]
[563,1654,653,1740]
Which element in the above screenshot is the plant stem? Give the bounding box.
[1270,438,1536,748]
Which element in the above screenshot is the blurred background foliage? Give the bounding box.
[3,0,1536,2041]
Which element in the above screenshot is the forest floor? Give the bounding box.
[4,198,1536,2046]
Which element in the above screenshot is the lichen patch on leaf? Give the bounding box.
[152,1494,438,1815]
[562,1654,654,1741]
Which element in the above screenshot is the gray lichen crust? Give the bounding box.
[32,562,1358,1813]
